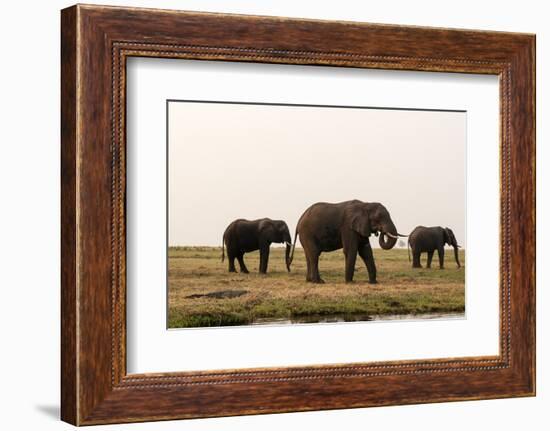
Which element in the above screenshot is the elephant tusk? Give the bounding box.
[384,232,400,239]
[285,241,292,247]
[397,233,408,237]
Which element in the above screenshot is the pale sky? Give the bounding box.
[168,101,466,248]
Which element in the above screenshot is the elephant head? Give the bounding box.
[259,219,292,272]
[444,227,461,268]
[350,202,403,250]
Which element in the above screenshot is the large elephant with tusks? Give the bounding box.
[288,200,404,283]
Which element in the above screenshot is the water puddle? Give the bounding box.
[252,311,464,326]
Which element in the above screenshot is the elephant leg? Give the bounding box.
[259,245,270,274]
[305,253,320,282]
[302,238,323,283]
[344,251,357,283]
[310,251,324,283]
[237,254,249,274]
[412,250,422,268]
[358,243,377,284]
[304,250,313,282]
[438,247,445,269]
[343,242,358,283]
[426,251,434,268]
[227,251,237,272]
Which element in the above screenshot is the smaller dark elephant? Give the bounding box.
[221,218,292,274]
[408,226,461,269]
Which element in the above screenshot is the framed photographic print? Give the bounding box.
[61,4,535,425]
[163,99,466,330]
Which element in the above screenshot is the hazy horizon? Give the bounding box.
[168,101,466,249]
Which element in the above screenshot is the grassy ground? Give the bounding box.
[168,246,465,328]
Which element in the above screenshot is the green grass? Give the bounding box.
[168,247,465,328]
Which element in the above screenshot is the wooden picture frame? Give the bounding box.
[61,4,535,425]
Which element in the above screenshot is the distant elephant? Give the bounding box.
[222,218,292,274]
[289,200,404,283]
[408,226,461,269]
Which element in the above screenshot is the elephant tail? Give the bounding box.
[288,229,299,268]
[221,234,225,263]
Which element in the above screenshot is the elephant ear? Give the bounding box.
[443,227,452,245]
[259,220,275,241]
[350,212,372,238]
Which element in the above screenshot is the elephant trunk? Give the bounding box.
[379,222,398,250]
[288,229,299,269]
[283,230,292,272]
[453,245,461,268]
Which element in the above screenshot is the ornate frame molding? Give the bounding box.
[61,5,535,425]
